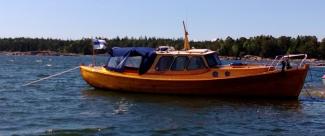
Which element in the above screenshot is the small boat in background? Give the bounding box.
[312,64,325,79]
[312,63,325,68]
[80,22,309,99]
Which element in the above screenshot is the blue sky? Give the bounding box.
[0,0,324,40]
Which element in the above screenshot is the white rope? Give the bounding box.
[22,66,80,86]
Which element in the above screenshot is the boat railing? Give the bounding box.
[267,54,307,71]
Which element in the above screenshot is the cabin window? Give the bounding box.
[107,56,142,69]
[171,56,189,71]
[205,53,222,67]
[155,56,174,71]
[107,57,124,68]
[124,56,142,69]
[187,56,206,70]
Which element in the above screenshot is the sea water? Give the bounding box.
[0,55,325,135]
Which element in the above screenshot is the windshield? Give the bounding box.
[107,56,142,69]
[124,56,142,69]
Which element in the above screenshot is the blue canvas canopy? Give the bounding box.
[106,47,157,74]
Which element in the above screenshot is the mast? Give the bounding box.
[182,21,190,50]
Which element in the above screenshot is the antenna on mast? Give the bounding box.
[182,21,190,50]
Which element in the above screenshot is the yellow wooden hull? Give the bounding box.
[80,65,309,98]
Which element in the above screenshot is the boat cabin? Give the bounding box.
[105,47,222,75]
[148,48,222,75]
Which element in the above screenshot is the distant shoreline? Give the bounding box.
[1,51,324,66]
[0,51,80,56]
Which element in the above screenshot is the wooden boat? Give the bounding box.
[80,23,309,98]
[80,51,308,98]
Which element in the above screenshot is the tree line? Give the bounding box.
[1,35,325,59]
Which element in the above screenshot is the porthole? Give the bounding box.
[212,71,218,77]
[225,71,230,77]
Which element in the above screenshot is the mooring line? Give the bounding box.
[303,68,317,100]
[22,66,80,86]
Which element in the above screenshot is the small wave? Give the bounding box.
[113,98,131,115]
[301,89,325,100]
[46,128,100,134]
[36,59,42,63]
[38,127,109,135]
[37,74,50,77]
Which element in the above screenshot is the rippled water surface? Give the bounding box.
[1,55,325,136]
